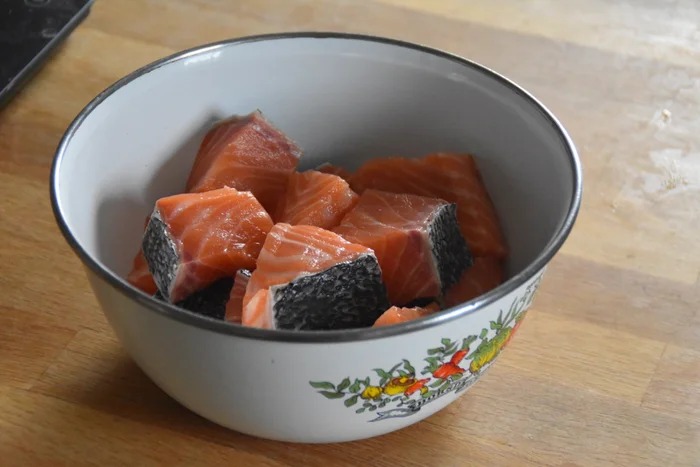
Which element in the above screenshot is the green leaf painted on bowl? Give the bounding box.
[429,379,445,388]
[348,379,362,393]
[461,336,476,351]
[344,395,359,407]
[424,356,439,366]
[337,377,351,392]
[373,368,390,379]
[309,381,335,390]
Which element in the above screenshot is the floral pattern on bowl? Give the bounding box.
[309,272,542,422]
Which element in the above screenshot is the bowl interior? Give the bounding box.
[54,35,576,299]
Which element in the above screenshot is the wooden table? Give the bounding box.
[2,1,699,465]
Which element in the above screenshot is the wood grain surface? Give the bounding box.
[2,0,699,465]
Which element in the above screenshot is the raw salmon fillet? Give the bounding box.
[142,187,273,303]
[244,289,273,328]
[224,269,251,323]
[373,303,441,327]
[349,153,507,258]
[275,170,359,229]
[242,223,390,330]
[126,251,158,295]
[126,216,158,294]
[315,162,351,181]
[444,257,504,308]
[333,189,473,306]
[185,110,302,214]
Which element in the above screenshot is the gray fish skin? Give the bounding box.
[428,203,474,295]
[271,254,390,331]
[142,209,180,301]
[176,277,234,320]
[153,277,234,320]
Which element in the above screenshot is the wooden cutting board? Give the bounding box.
[1,1,698,465]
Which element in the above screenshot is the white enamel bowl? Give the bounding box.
[51,33,581,443]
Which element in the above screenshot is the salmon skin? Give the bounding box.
[315,162,351,181]
[333,189,473,306]
[274,170,359,229]
[126,216,158,295]
[242,223,390,330]
[373,303,441,327]
[185,110,302,215]
[224,269,252,324]
[444,257,504,308]
[155,277,234,320]
[142,187,273,303]
[349,153,507,258]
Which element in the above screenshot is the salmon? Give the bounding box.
[333,189,473,306]
[153,277,234,320]
[179,278,235,319]
[126,216,158,294]
[274,170,359,229]
[185,110,302,214]
[126,250,158,295]
[315,162,352,181]
[244,289,273,329]
[444,257,505,308]
[142,187,273,303]
[373,303,441,327]
[242,223,390,330]
[349,153,507,258]
[224,269,252,324]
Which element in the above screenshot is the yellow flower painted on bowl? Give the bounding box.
[383,376,415,395]
[361,385,383,400]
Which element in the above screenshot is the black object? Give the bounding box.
[175,278,235,320]
[0,0,94,109]
[271,255,391,331]
[428,202,474,295]
[154,278,236,321]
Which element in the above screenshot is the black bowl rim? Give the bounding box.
[50,31,583,343]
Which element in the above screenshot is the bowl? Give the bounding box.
[50,32,582,443]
